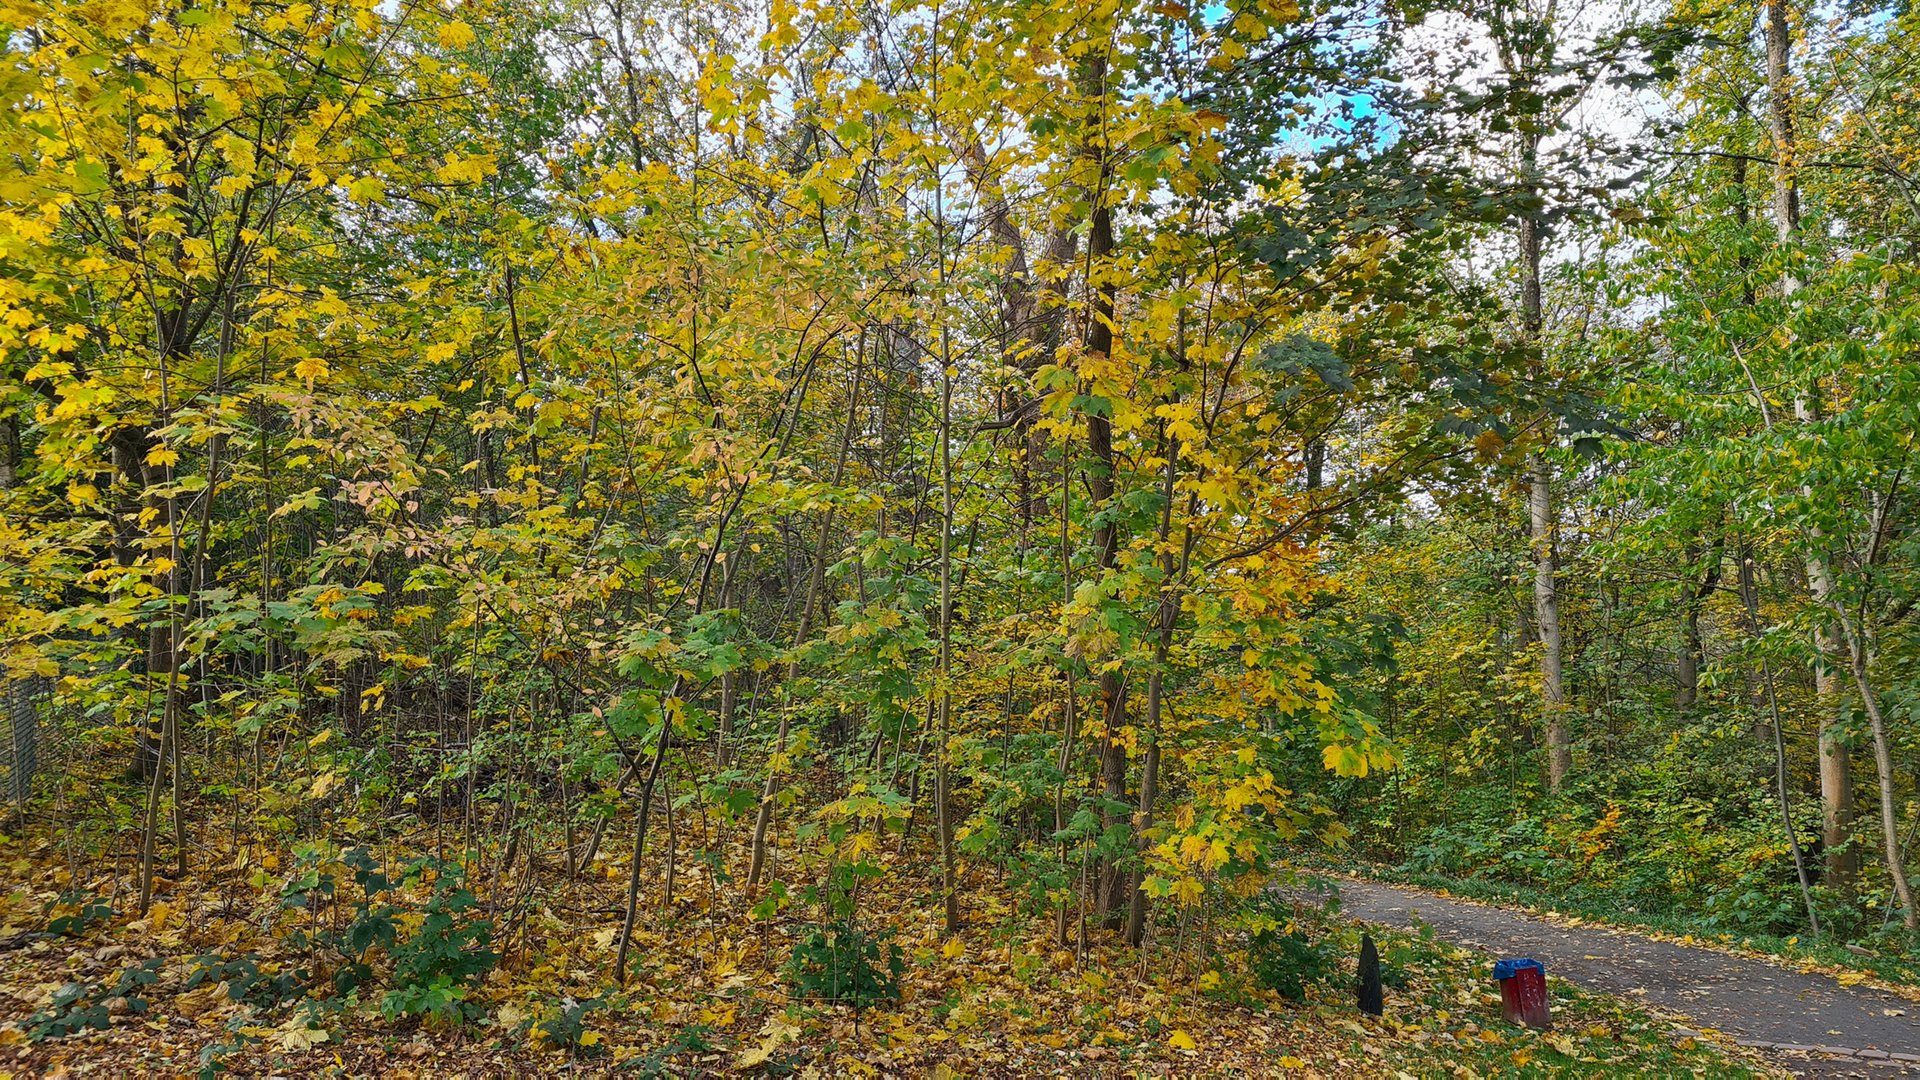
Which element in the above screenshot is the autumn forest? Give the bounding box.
[0,0,1917,1071]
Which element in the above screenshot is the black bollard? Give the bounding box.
[1357,932,1384,1016]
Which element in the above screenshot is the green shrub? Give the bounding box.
[1243,895,1333,1001]
[631,1023,716,1076]
[380,874,499,1022]
[185,952,305,1010]
[25,958,162,1041]
[280,846,498,1023]
[525,993,608,1054]
[783,920,903,1007]
[44,892,112,938]
[1251,926,1333,1000]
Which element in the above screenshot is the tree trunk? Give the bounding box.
[935,330,960,934]
[1677,540,1720,712]
[0,412,16,490]
[745,336,864,887]
[1765,0,1854,890]
[1514,119,1567,792]
[1085,193,1130,921]
[1124,417,1187,946]
[1529,452,1567,790]
[1832,610,1917,929]
[1063,47,1130,922]
[1739,549,1822,933]
[1053,434,1079,947]
[1676,607,1700,710]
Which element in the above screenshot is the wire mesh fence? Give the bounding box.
[3,674,50,813]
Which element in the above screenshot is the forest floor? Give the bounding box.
[1332,877,1920,1077]
[0,752,1780,1076]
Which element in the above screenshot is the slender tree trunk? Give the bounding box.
[1832,610,1917,928]
[1053,434,1079,947]
[1765,0,1854,889]
[0,412,16,490]
[1514,123,1567,791]
[1676,607,1700,710]
[1124,429,1185,945]
[1677,539,1720,712]
[1086,194,1130,920]
[1125,308,1195,946]
[746,348,863,887]
[614,674,680,979]
[935,330,960,933]
[715,556,739,771]
[1739,550,1822,933]
[1529,451,1567,790]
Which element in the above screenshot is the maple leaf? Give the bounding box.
[735,1014,801,1069]
[274,1017,330,1051]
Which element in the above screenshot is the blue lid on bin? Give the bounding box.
[1492,958,1543,980]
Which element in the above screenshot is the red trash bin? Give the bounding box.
[1493,958,1552,1029]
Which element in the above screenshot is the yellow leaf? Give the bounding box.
[147,900,172,932]
[274,1017,329,1051]
[346,175,385,204]
[438,19,476,48]
[941,935,966,960]
[310,771,344,800]
[145,445,179,468]
[435,153,496,184]
[735,1015,801,1069]
[1322,742,1368,777]
[1168,1029,1197,1050]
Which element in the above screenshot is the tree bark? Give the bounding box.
[1512,113,1567,791]
[1530,452,1567,790]
[1125,413,1189,946]
[935,328,960,933]
[0,412,16,490]
[1085,194,1131,920]
[1832,608,1917,928]
[1677,539,1720,712]
[1739,549,1822,933]
[1765,0,1854,889]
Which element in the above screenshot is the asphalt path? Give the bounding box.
[1333,877,1920,1077]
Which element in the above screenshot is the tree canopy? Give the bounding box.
[3,0,1920,1068]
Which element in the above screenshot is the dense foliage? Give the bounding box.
[0,0,1916,1065]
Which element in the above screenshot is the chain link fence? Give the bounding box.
[3,675,49,813]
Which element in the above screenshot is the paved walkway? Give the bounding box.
[1334,878,1920,1077]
